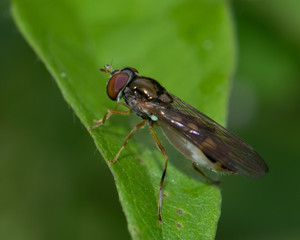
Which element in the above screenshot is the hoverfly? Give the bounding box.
[89,64,268,222]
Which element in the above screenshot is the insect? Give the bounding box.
[89,64,269,222]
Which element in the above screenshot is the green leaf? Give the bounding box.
[11,0,235,239]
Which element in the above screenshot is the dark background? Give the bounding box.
[1,0,299,239]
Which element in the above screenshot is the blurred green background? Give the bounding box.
[1,0,299,239]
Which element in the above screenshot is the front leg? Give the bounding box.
[88,102,132,130]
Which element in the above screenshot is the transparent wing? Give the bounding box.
[153,94,268,177]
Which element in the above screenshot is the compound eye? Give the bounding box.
[107,72,130,100]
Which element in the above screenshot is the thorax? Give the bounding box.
[123,77,173,119]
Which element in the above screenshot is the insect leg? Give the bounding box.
[149,120,168,222]
[88,103,132,130]
[109,119,146,164]
[192,162,221,184]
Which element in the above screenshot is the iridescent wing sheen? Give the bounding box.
[153,94,268,177]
